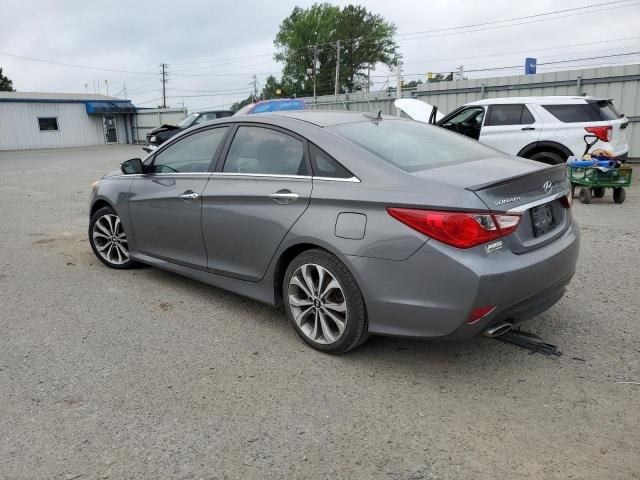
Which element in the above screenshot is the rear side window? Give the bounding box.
[223,126,307,176]
[485,104,534,126]
[329,119,498,172]
[542,101,620,123]
[309,143,353,179]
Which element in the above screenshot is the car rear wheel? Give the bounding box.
[283,249,368,354]
[528,151,565,165]
[89,206,137,269]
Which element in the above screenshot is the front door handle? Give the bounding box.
[521,126,536,131]
[269,190,299,204]
[179,191,199,200]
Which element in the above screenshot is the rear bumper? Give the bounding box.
[343,220,580,339]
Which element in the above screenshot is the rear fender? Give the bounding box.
[517,141,573,160]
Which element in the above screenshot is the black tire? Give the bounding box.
[613,188,626,204]
[592,187,605,198]
[528,151,566,165]
[283,249,368,354]
[579,187,592,204]
[89,206,138,269]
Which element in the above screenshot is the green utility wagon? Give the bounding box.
[568,164,632,204]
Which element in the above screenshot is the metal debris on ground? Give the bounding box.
[495,330,562,356]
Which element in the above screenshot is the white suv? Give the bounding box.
[401,96,629,164]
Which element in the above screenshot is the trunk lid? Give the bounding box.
[415,156,571,253]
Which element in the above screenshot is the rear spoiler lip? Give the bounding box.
[465,163,565,192]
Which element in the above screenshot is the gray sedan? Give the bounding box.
[89,111,579,353]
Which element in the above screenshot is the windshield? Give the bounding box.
[177,113,199,128]
[329,119,499,172]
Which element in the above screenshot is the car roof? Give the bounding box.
[267,110,398,127]
[194,109,233,114]
[465,96,606,106]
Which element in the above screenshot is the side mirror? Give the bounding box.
[121,158,144,175]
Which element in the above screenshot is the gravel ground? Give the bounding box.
[0,145,638,480]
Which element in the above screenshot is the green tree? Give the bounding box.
[261,75,284,99]
[0,67,15,91]
[231,95,254,112]
[274,3,398,96]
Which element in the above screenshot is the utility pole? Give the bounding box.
[161,63,168,108]
[312,47,320,103]
[105,79,109,96]
[334,40,341,97]
[123,83,127,99]
[396,60,402,116]
[251,74,258,99]
[366,64,371,93]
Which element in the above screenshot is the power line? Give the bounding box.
[401,35,640,67]
[396,0,638,39]
[5,0,625,77]
[389,51,640,78]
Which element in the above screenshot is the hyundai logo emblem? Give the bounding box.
[543,181,553,193]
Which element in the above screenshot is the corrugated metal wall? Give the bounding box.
[0,102,136,150]
[304,64,640,158]
[133,108,187,143]
[0,102,108,150]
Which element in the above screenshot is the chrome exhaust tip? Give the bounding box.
[483,322,513,338]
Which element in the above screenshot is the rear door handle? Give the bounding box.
[179,191,199,200]
[521,126,536,131]
[269,190,299,204]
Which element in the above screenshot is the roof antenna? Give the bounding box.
[363,109,382,121]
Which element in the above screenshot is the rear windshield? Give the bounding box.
[542,100,620,123]
[329,119,498,172]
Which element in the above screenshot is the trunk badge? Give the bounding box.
[543,181,553,193]
[495,196,521,206]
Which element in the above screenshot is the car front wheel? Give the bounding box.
[283,249,368,354]
[89,206,137,269]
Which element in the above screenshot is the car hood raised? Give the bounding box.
[148,124,182,135]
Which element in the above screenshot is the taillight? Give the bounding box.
[585,125,612,142]
[560,193,572,208]
[387,208,522,249]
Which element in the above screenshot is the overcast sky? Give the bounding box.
[1,0,639,111]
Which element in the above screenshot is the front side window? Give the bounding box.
[330,119,498,172]
[152,127,228,173]
[442,107,485,127]
[38,117,59,131]
[485,104,534,126]
[223,126,307,176]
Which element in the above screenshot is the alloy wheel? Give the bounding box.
[92,214,130,265]
[287,263,348,345]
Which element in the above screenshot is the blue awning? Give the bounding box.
[85,101,136,114]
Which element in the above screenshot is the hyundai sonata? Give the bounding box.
[89,111,579,353]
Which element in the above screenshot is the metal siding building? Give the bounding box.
[0,92,136,150]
